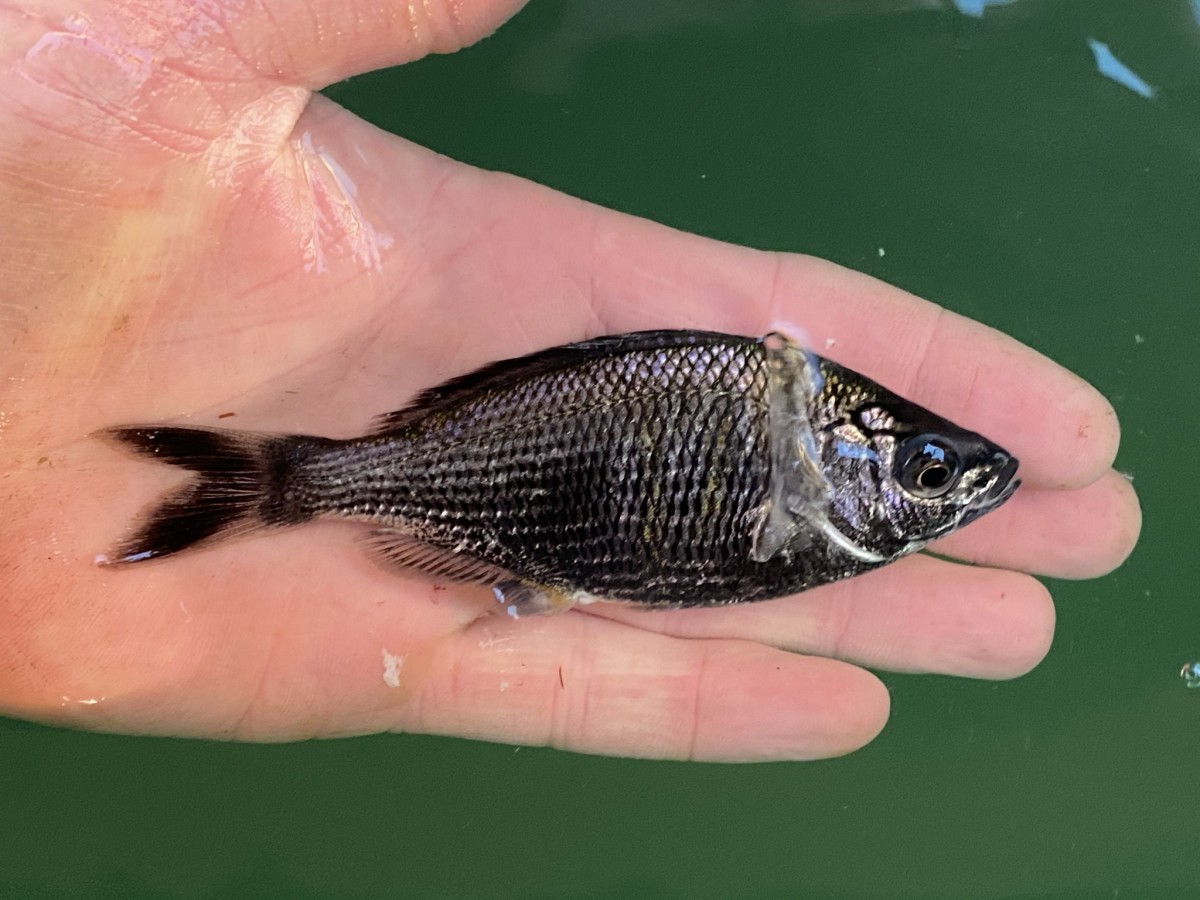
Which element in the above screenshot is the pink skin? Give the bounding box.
[0,0,1139,761]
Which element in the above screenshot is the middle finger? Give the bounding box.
[587,554,1056,680]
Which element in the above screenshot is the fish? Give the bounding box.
[99,330,1019,616]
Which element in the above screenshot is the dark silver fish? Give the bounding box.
[100,330,1019,616]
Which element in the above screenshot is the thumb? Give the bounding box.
[3,1,529,163]
[0,0,529,341]
[261,0,531,88]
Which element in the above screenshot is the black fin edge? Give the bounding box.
[99,426,276,565]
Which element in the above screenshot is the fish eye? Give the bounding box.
[896,435,962,499]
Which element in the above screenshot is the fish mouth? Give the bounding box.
[983,455,1020,506]
[960,454,1020,527]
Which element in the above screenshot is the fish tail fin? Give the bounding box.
[99,426,296,565]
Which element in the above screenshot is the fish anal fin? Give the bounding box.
[361,529,512,585]
[361,531,585,618]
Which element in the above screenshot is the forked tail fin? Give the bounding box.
[100,426,285,565]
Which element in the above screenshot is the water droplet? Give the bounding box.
[1181,662,1200,689]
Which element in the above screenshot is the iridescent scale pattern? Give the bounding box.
[285,334,871,604]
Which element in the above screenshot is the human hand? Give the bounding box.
[0,0,1139,760]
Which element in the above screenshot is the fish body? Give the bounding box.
[103,330,1018,615]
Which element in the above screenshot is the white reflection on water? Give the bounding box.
[1087,38,1156,100]
[951,0,1016,17]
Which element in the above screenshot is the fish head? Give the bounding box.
[806,360,1020,560]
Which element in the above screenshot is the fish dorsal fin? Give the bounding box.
[369,330,752,434]
[361,529,513,584]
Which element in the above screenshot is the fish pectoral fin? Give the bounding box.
[361,529,513,585]
[749,500,793,562]
[750,498,828,563]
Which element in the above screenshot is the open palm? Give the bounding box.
[0,0,1138,761]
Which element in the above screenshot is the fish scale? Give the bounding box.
[270,338,773,602]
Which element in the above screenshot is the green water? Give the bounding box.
[4,1,1198,896]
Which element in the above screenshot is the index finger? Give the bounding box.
[583,214,1118,491]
